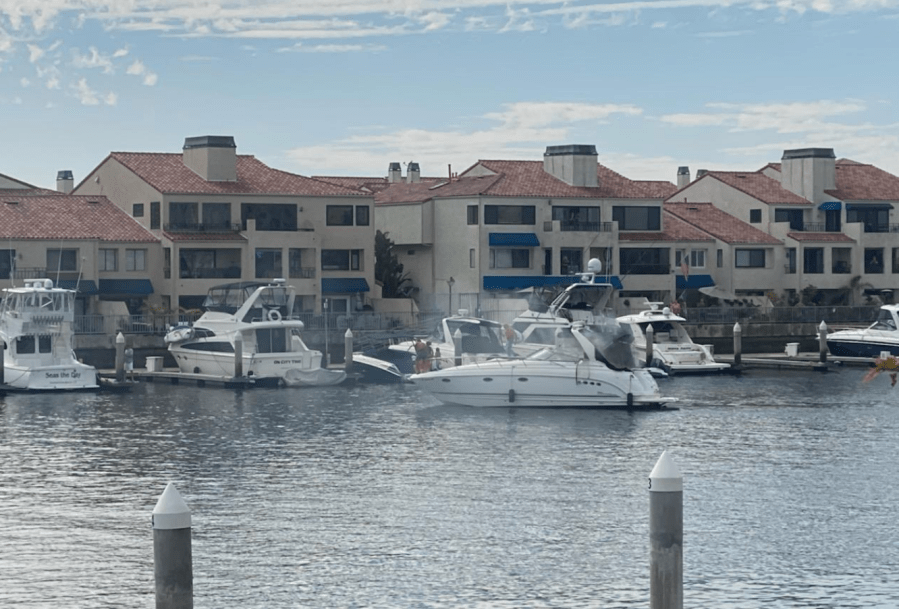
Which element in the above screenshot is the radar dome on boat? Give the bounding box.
[587,258,602,273]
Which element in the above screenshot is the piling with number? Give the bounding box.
[649,450,683,609]
[233,331,243,378]
[152,482,193,609]
[732,322,742,368]
[453,329,462,367]
[115,332,125,382]
[645,324,655,368]
[344,328,354,373]
[818,321,828,364]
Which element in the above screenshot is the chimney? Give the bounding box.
[780,147,835,204]
[696,169,708,178]
[387,162,402,183]
[543,144,598,187]
[56,170,74,194]
[407,162,420,183]
[677,166,690,189]
[182,135,237,182]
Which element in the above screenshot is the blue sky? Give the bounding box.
[2,1,898,190]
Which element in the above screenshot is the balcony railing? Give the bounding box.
[618,264,670,275]
[164,222,242,233]
[860,223,899,233]
[8,267,81,280]
[178,267,242,279]
[289,267,317,279]
[560,221,613,232]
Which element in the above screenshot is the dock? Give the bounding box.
[100,369,281,389]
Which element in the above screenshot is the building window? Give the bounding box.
[241,203,298,231]
[774,209,804,231]
[321,249,362,271]
[786,248,797,274]
[327,205,354,226]
[133,203,144,218]
[202,203,231,229]
[355,205,370,226]
[99,248,118,271]
[484,205,536,225]
[47,248,78,272]
[832,248,851,274]
[893,248,899,274]
[612,206,661,231]
[150,201,160,229]
[553,206,601,231]
[848,206,891,233]
[803,248,824,274]
[0,249,15,279]
[735,249,765,268]
[126,249,147,272]
[169,202,199,229]
[467,205,478,225]
[470,248,475,268]
[619,248,669,275]
[560,248,582,275]
[749,209,762,223]
[717,249,723,268]
[675,249,706,269]
[865,248,884,274]
[255,248,282,279]
[489,248,530,269]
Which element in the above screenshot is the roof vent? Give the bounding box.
[4,200,19,205]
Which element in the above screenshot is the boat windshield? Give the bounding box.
[526,347,582,363]
[580,323,639,370]
[871,308,898,331]
[443,319,504,354]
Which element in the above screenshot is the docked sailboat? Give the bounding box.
[410,321,674,409]
[0,279,99,391]
[616,302,728,374]
[164,279,345,386]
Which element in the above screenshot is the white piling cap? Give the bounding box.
[345,328,353,337]
[152,482,191,530]
[116,331,125,343]
[649,450,683,493]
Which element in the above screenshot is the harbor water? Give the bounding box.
[1,369,898,608]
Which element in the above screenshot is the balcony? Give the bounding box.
[560,221,613,232]
[164,222,242,233]
[618,264,670,275]
[289,267,316,279]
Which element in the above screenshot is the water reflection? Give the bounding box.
[1,369,898,608]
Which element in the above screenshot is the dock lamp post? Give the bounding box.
[447,277,455,316]
[323,298,330,367]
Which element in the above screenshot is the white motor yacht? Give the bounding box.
[0,279,99,391]
[410,321,675,409]
[617,303,729,374]
[164,279,345,386]
[826,304,899,358]
[384,311,507,374]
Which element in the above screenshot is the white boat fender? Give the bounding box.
[268,309,282,322]
[508,389,516,403]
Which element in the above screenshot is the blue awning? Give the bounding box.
[818,201,841,210]
[99,278,154,295]
[322,278,370,293]
[56,279,98,295]
[484,275,623,290]
[676,274,715,289]
[488,233,540,247]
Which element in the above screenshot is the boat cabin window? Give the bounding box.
[193,328,215,339]
[16,335,35,354]
[256,328,289,353]
[39,335,52,353]
[181,342,234,353]
[872,309,897,331]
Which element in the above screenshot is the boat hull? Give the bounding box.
[827,336,899,358]
[410,360,672,409]
[168,348,345,386]
[350,354,406,384]
[3,363,99,391]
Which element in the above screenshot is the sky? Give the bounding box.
[1,0,898,190]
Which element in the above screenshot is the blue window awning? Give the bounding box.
[488,233,540,247]
[676,274,715,290]
[818,201,841,210]
[484,275,623,291]
[99,279,154,295]
[56,279,98,295]
[322,278,370,293]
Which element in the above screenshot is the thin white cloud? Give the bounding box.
[20,77,29,87]
[277,42,387,52]
[71,77,117,106]
[71,47,116,74]
[27,44,44,63]
[126,59,159,85]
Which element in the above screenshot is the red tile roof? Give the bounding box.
[0,195,158,242]
[786,232,855,243]
[619,212,715,243]
[825,159,899,201]
[469,160,677,199]
[99,153,367,197]
[700,171,811,205]
[664,202,782,245]
[314,176,443,194]
[374,175,504,205]
[0,186,59,197]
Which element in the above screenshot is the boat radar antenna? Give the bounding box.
[581,258,603,284]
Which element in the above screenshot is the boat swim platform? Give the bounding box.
[98,369,281,389]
